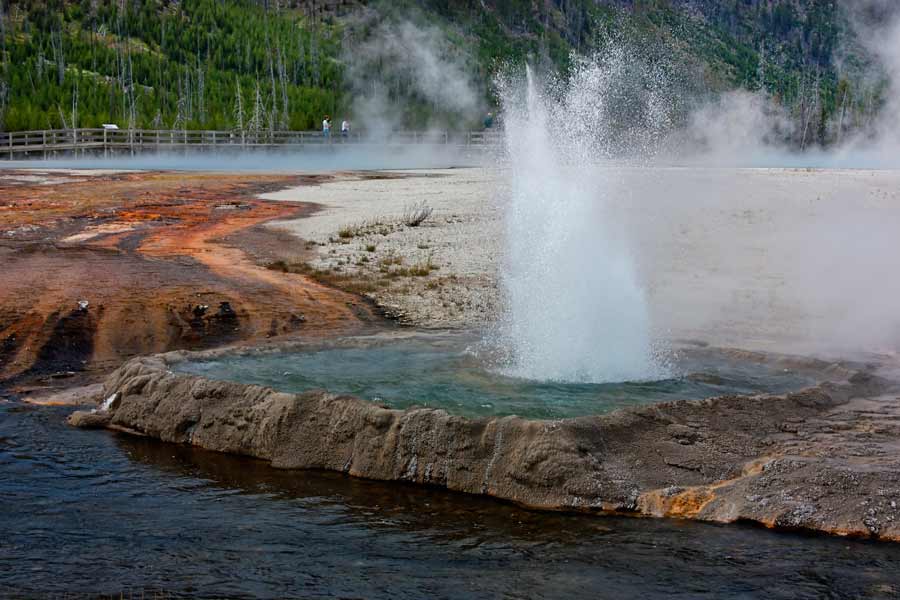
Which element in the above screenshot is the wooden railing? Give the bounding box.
[0,128,504,159]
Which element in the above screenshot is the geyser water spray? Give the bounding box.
[494,63,668,383]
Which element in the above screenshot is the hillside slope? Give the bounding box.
[0,0,885,146]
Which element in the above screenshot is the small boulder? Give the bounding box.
[67,410,111,429]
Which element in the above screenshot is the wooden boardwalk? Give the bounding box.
[0,128,503,159]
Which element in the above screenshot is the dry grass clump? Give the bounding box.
[337,225,357,239]
[402,200,433,227]
[378,253,404,270]
[380,255,438,278]
[266,259,387,295]
[335,218,395,241]
[408,257,438,276]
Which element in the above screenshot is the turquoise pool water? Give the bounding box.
[176,335,819,419]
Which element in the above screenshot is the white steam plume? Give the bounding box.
[343,19,483,136]
[836,0,900,164]
[666,90,796,166]
[669,2,900,168]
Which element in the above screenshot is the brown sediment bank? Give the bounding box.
[0,170,382,392]
[69,349,900,541]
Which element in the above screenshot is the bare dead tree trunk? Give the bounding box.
[800,68,820,151]
[71,80,78,130]
[58,104,69,129]
[50,28,65,86]
[277,43,289,129]
[310,32,320,88]
[295,26,305,86]
[249,78,265,134]
[233,76,244,131]
[836,85,849,146]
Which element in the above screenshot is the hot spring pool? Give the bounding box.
[174,334,823,419]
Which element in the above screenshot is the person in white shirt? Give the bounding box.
[341,119,350,139]
[322,116,331,138]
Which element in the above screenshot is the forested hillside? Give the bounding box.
[3,0,344,130]
[0,0,889,147]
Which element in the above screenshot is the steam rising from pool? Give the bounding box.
[494,64,668,383]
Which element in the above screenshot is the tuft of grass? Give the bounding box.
[408,257,438,276]
[378,255,438,278]
[402,200,433,227]
[378,253,404,268]
[334,218,396,242]
[266,260,289,272]
[365,244,377,252]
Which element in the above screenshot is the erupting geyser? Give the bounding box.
[495,64,668,383]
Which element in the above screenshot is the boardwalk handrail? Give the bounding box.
[0,128,504,158]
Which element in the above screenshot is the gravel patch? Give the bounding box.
[262,168,503,328]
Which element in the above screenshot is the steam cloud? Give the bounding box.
[671,1,900,168]
[343,19,484,136]
[667,90,796,166]
[837,0,900,163]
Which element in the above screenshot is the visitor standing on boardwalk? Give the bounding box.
[322,116,331,139]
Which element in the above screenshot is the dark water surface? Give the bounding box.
[2,402,900,599]
[176,336,819,419]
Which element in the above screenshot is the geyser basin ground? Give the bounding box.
[174,333,820,419]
